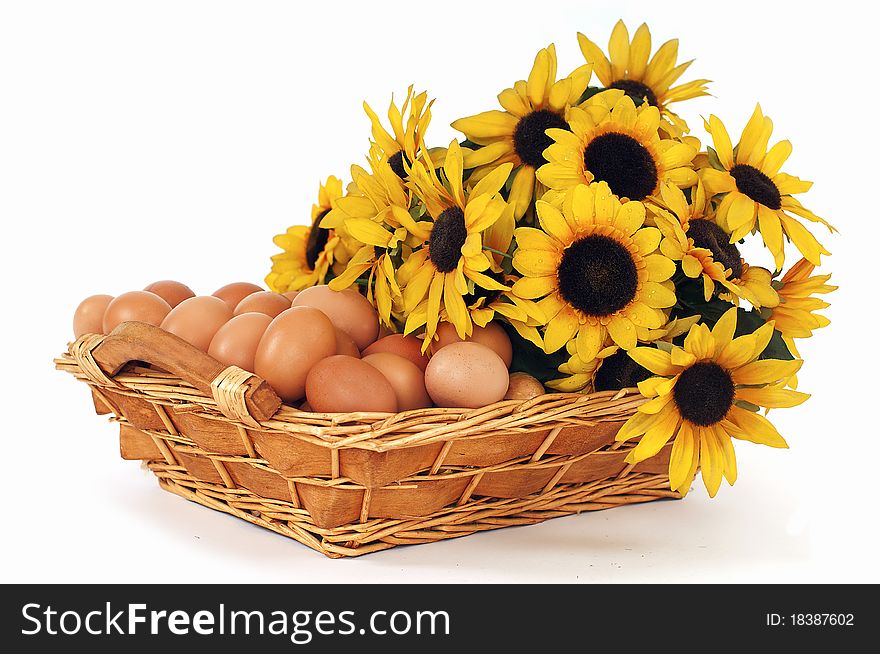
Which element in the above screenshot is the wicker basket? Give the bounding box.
[56,321,681,557]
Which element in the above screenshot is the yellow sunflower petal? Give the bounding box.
[699,426,724,497]
[509,165,536,220]
[644,253,676,282]
[683,323,715,359]
[735,385,810,408]
[607,315,637,350]
[681,254,703,278]
[641,281,677,308]
[711,307,738,348]
[732,358,802,385]
[513,248,559,277]
[632,226,662,254]
[512,275,557,300]
[668,421,696,491]
[724,407,789,448]
[628,347,678,375]
[450,111,519,139]
[707,115,734,169]
[536,200,575,242]
[543,309,579,353]
[626,404,681,462]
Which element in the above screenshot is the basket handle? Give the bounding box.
[89,321,281,423]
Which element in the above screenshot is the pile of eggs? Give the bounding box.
[73,281,546,413]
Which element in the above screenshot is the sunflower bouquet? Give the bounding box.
[266,21,836,498]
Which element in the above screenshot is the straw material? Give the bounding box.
[56,329,682,557]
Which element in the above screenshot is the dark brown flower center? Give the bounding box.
[687,219,743,279]
[429,206,468,273]
[305,209,331,270]
[673,361,735,426]
[388,150,411,180]
[594,349,652,391]
[729,164,781,210]
[557,234,638,317]
[513,109,570,168]
[583,132,658,201]
[608,79,658,107]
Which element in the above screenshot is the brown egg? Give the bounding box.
[376,324,393,339]
[207,312,272,373]
[282,291,299,302]
[73,294,114,337]
[306,355,397,413]
[234,291,291,318]
[299,400,313,412]
[160,296,232,351]
[504,372,545,401]
[425,342,509,408]
[144,280,195,308]
[254,307,337,403]
[362,334,429,371]
[363,353,432,411]
[335,328,360,358]
[431,321,513,368]
[212,282,263,310]
[103,291,172,334]
[292,285,379,350]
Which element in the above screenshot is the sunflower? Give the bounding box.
[701,105,835,270]
[512,181,677,364]
[322,147,413,326]
[577,20,709,135]
[537,92,697,206]
[655,182,778,308]
[451,45,592,220]
[266,176,356,293]
[397,141,514,345]
[364,86,434,180]
[617,308,808,496]
[768,258,836,357]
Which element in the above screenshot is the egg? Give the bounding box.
[160,296,232,351]
[254,307,337,403]
[504,372,545,401]
[431,321,513,368]
[103,291,172,334]
[73,294,114,337]
[207,312,272,373]
[306,355,397,413]
[144,280,195,308]
[282,291,299,302]
[292,285,379,350]
[362,334,429,371]
[362,353,432,411]
[233,291,291,318]
[424,342,509,408]
[212,282,263,310]
[334,328,360,358]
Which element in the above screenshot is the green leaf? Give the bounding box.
[706,146,725,172]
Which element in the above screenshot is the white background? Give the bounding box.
[1,0,877,583]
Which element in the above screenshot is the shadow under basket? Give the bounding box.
[56,322,682,558]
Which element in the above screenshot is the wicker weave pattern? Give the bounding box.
[152,462,678,557]
[56,334,682,557]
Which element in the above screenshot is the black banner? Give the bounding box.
[0,584,871,651]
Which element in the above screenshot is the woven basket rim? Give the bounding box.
[56,333,646,453]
